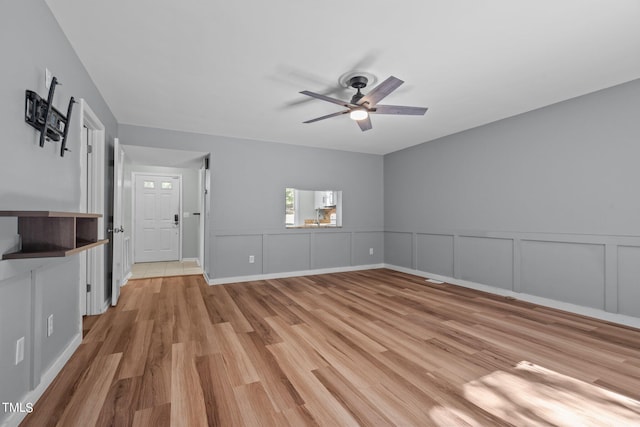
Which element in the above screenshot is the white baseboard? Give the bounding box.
[101,298,110,314]
[182,257,199,263]
[203,270,213,284]
[208,263,385,285]
[384,264,640,330]
[121,271,133,287]
[1,333,82,427]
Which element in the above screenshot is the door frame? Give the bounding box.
[131,172,183,263]
[111,138,125,306]
[77,99,106,316]
[198,166,205,268]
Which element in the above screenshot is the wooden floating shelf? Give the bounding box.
[0,211,109,260]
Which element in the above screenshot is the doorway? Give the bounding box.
[133,173,182,263]
[115,146,209,286]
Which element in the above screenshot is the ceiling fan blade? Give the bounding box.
[356,116,373,131]
[303,110,350,124]
[300,91,353,108]
[373,105,428,115]
[358,76,404,107]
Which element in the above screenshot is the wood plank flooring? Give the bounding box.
[21,269,640,426]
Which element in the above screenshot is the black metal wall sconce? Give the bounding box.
[25,76,75,157]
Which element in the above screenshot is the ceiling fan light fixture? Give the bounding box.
[350,108,368,121]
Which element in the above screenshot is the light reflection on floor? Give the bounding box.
[453,361,640,426]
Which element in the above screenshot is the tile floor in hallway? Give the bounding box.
[130,260,203,279]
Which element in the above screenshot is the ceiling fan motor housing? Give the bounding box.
[348,76,368,89]
[349,76,368,104]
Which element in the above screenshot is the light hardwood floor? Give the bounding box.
[22,269,640,426]
[130,261,203,279]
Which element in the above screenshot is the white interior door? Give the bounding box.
[134,174,181,262]
[111,138,125,305]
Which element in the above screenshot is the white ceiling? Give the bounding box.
[45,1,640,155]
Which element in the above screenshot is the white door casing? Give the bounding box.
[79,126,89,316]
[111,138,125,305]
[198,166,205,268]
[76,99,106,317]
[134,174,181,263]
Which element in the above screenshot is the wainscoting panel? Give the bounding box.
[211,229,384,282]
[0,272,32,411]
[313,232,351,269]
[385,229,640,322]
[459,236,513,290]
[521,240,605,309]
[265,233,311,274]
[384,232,413,269]
[0,258,83,427]
[416,234,454,278]
[352,231,384,266]
[617,245,640,317]
[213,234,263,278]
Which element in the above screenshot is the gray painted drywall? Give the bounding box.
[213,235,263,278]
[384,232,413,269]
[352,232,384,266]
[123,164,201,260]
[0,1,117,419]
[384,78,640,317]
[459,236,513,291]
[520,240,605,308]
[416,234,454,278]
[313,232,351,269]
[0,273,32,413]
[119,124,385,280]
[385,79,640,235]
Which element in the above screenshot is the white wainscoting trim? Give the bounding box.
[384,264,640,330]
[209,263,385,285]
[2,333,82,427]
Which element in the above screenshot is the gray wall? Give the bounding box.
[123,164,201,260]
[119,125,385,279]
[0,0,117,420]
[384,78,640,317]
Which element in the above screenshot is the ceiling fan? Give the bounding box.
[300,75,428,131]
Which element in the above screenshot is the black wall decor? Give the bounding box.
[25,76,75,157]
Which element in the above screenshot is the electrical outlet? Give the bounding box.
[369,248,374,255]
[15,337,25,365]
[249,255,255,264]
[47,314,54,337]
[45,68,52,89]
